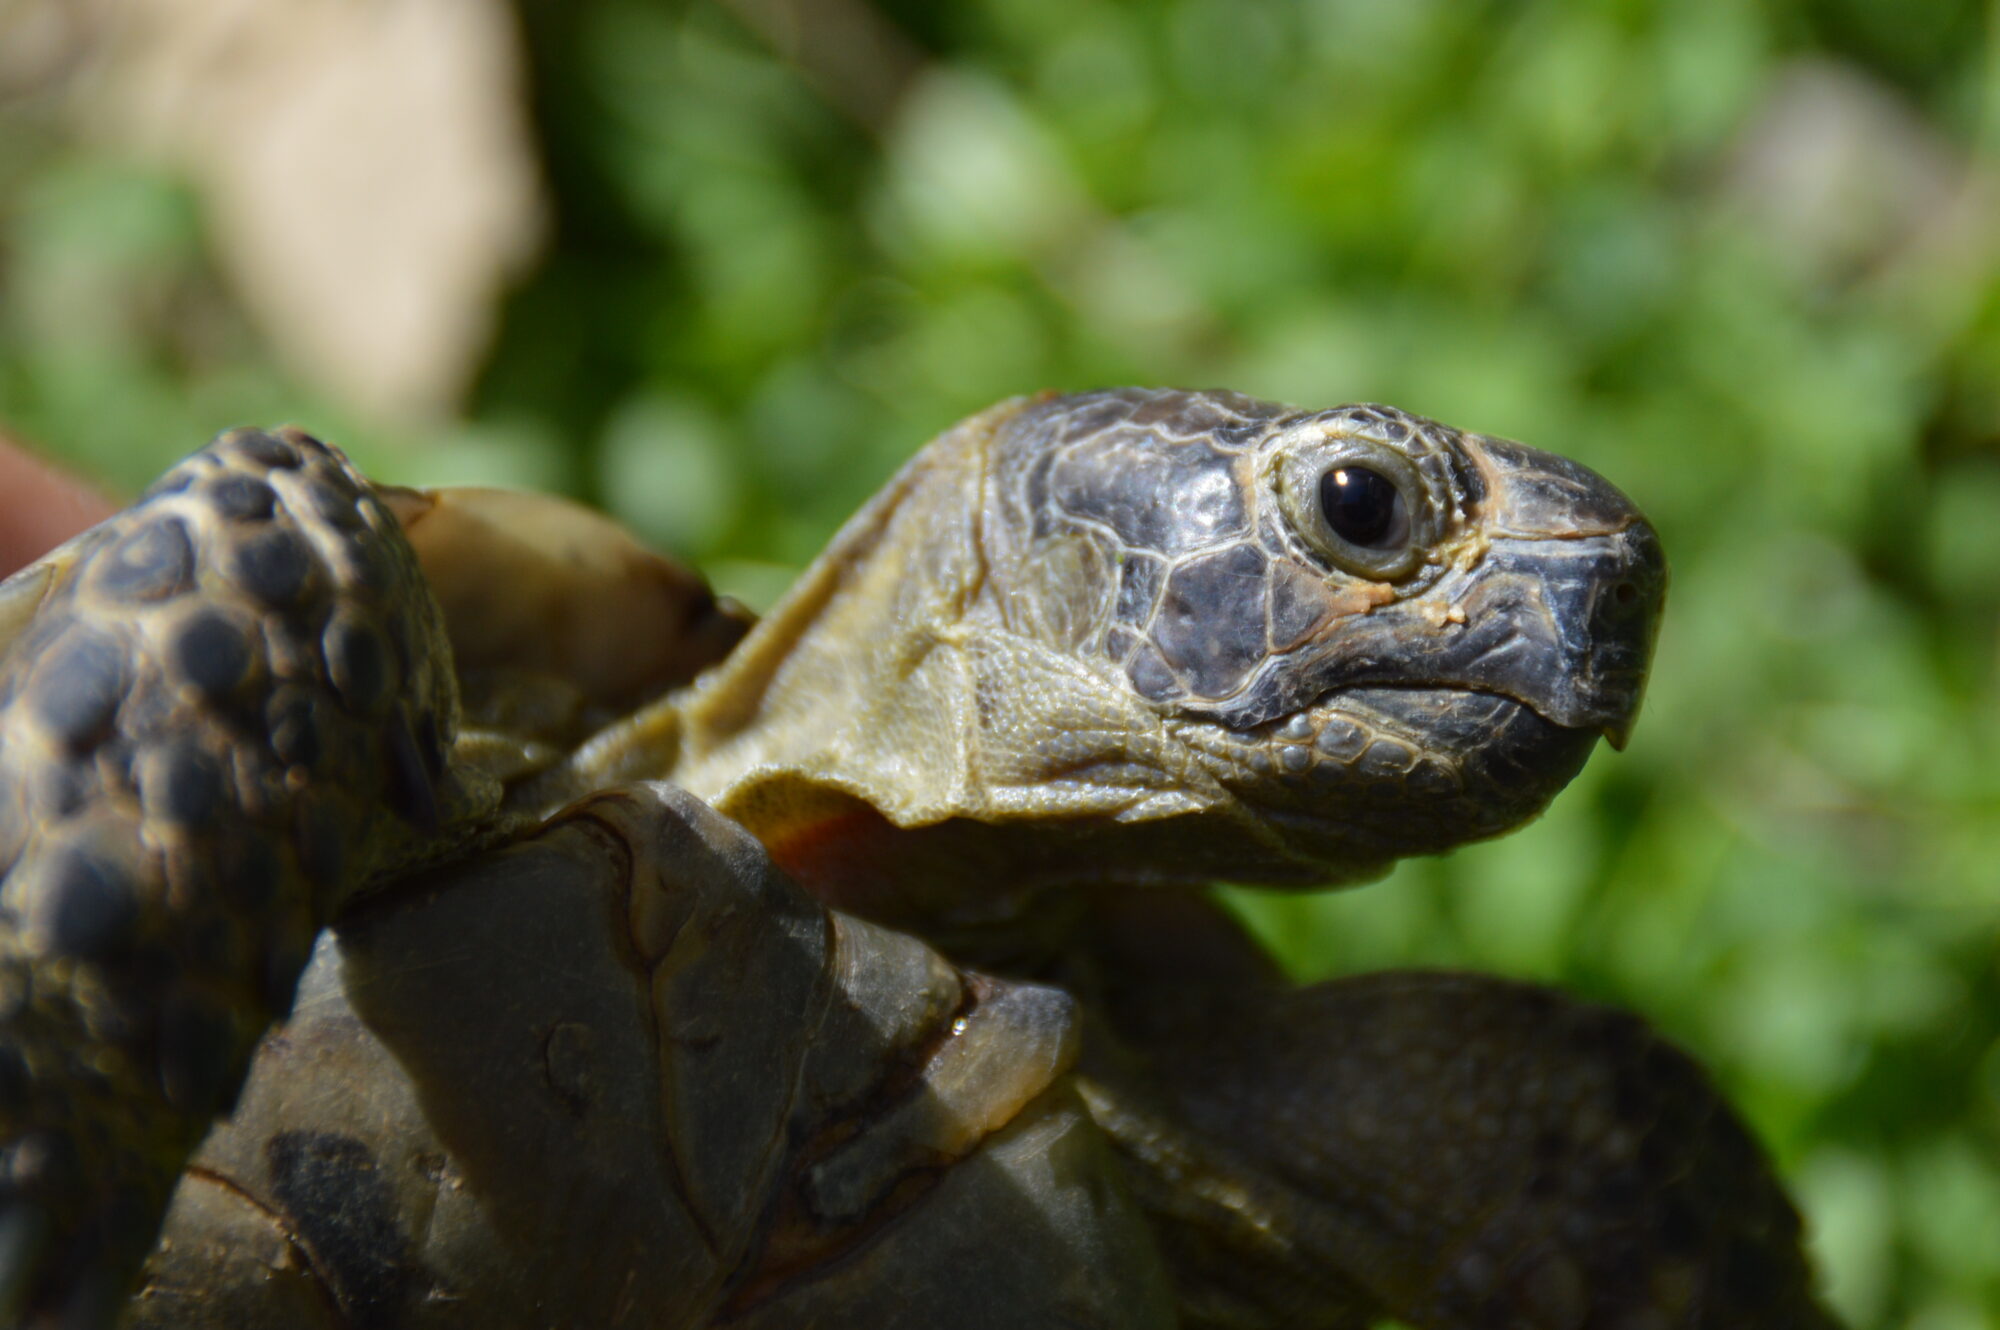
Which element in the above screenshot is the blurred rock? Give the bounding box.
[60,0,546,423]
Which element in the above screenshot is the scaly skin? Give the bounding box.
[124,786,1171,1330]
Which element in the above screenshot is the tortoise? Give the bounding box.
[0,387,1838,1328]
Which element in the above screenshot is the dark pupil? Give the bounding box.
[1318,466,1403,548]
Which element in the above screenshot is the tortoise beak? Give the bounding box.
[1457,438,1668,749]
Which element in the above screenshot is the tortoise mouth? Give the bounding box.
[1191,684,1602,869]
[1260,683,1600,784]
[1327,682,1602,780]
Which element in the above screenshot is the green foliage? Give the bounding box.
[2,0,1997,1324]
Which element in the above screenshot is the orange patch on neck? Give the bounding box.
[767,803,906,914]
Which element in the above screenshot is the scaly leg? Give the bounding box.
[0,430,493,1325]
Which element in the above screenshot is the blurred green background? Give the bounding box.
[3,0,1998,1324]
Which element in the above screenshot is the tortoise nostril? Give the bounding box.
[1612,581,1640,609]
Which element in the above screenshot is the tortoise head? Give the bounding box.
[978,388,1666,880]
[659,387,1663,900]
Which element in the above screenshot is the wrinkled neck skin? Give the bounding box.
[566,396,1244,939]
[560,389,1653,946]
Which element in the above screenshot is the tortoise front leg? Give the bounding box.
[1070,892,1840,1330]
[126,784,1173,1330]
[0,429,493,1327]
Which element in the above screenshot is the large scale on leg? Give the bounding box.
[0,390,1834,1327]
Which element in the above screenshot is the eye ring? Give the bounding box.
[1275,436,1431,581]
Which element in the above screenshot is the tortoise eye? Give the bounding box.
[1318,466,1408,550]
[1274,432,1431,581]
